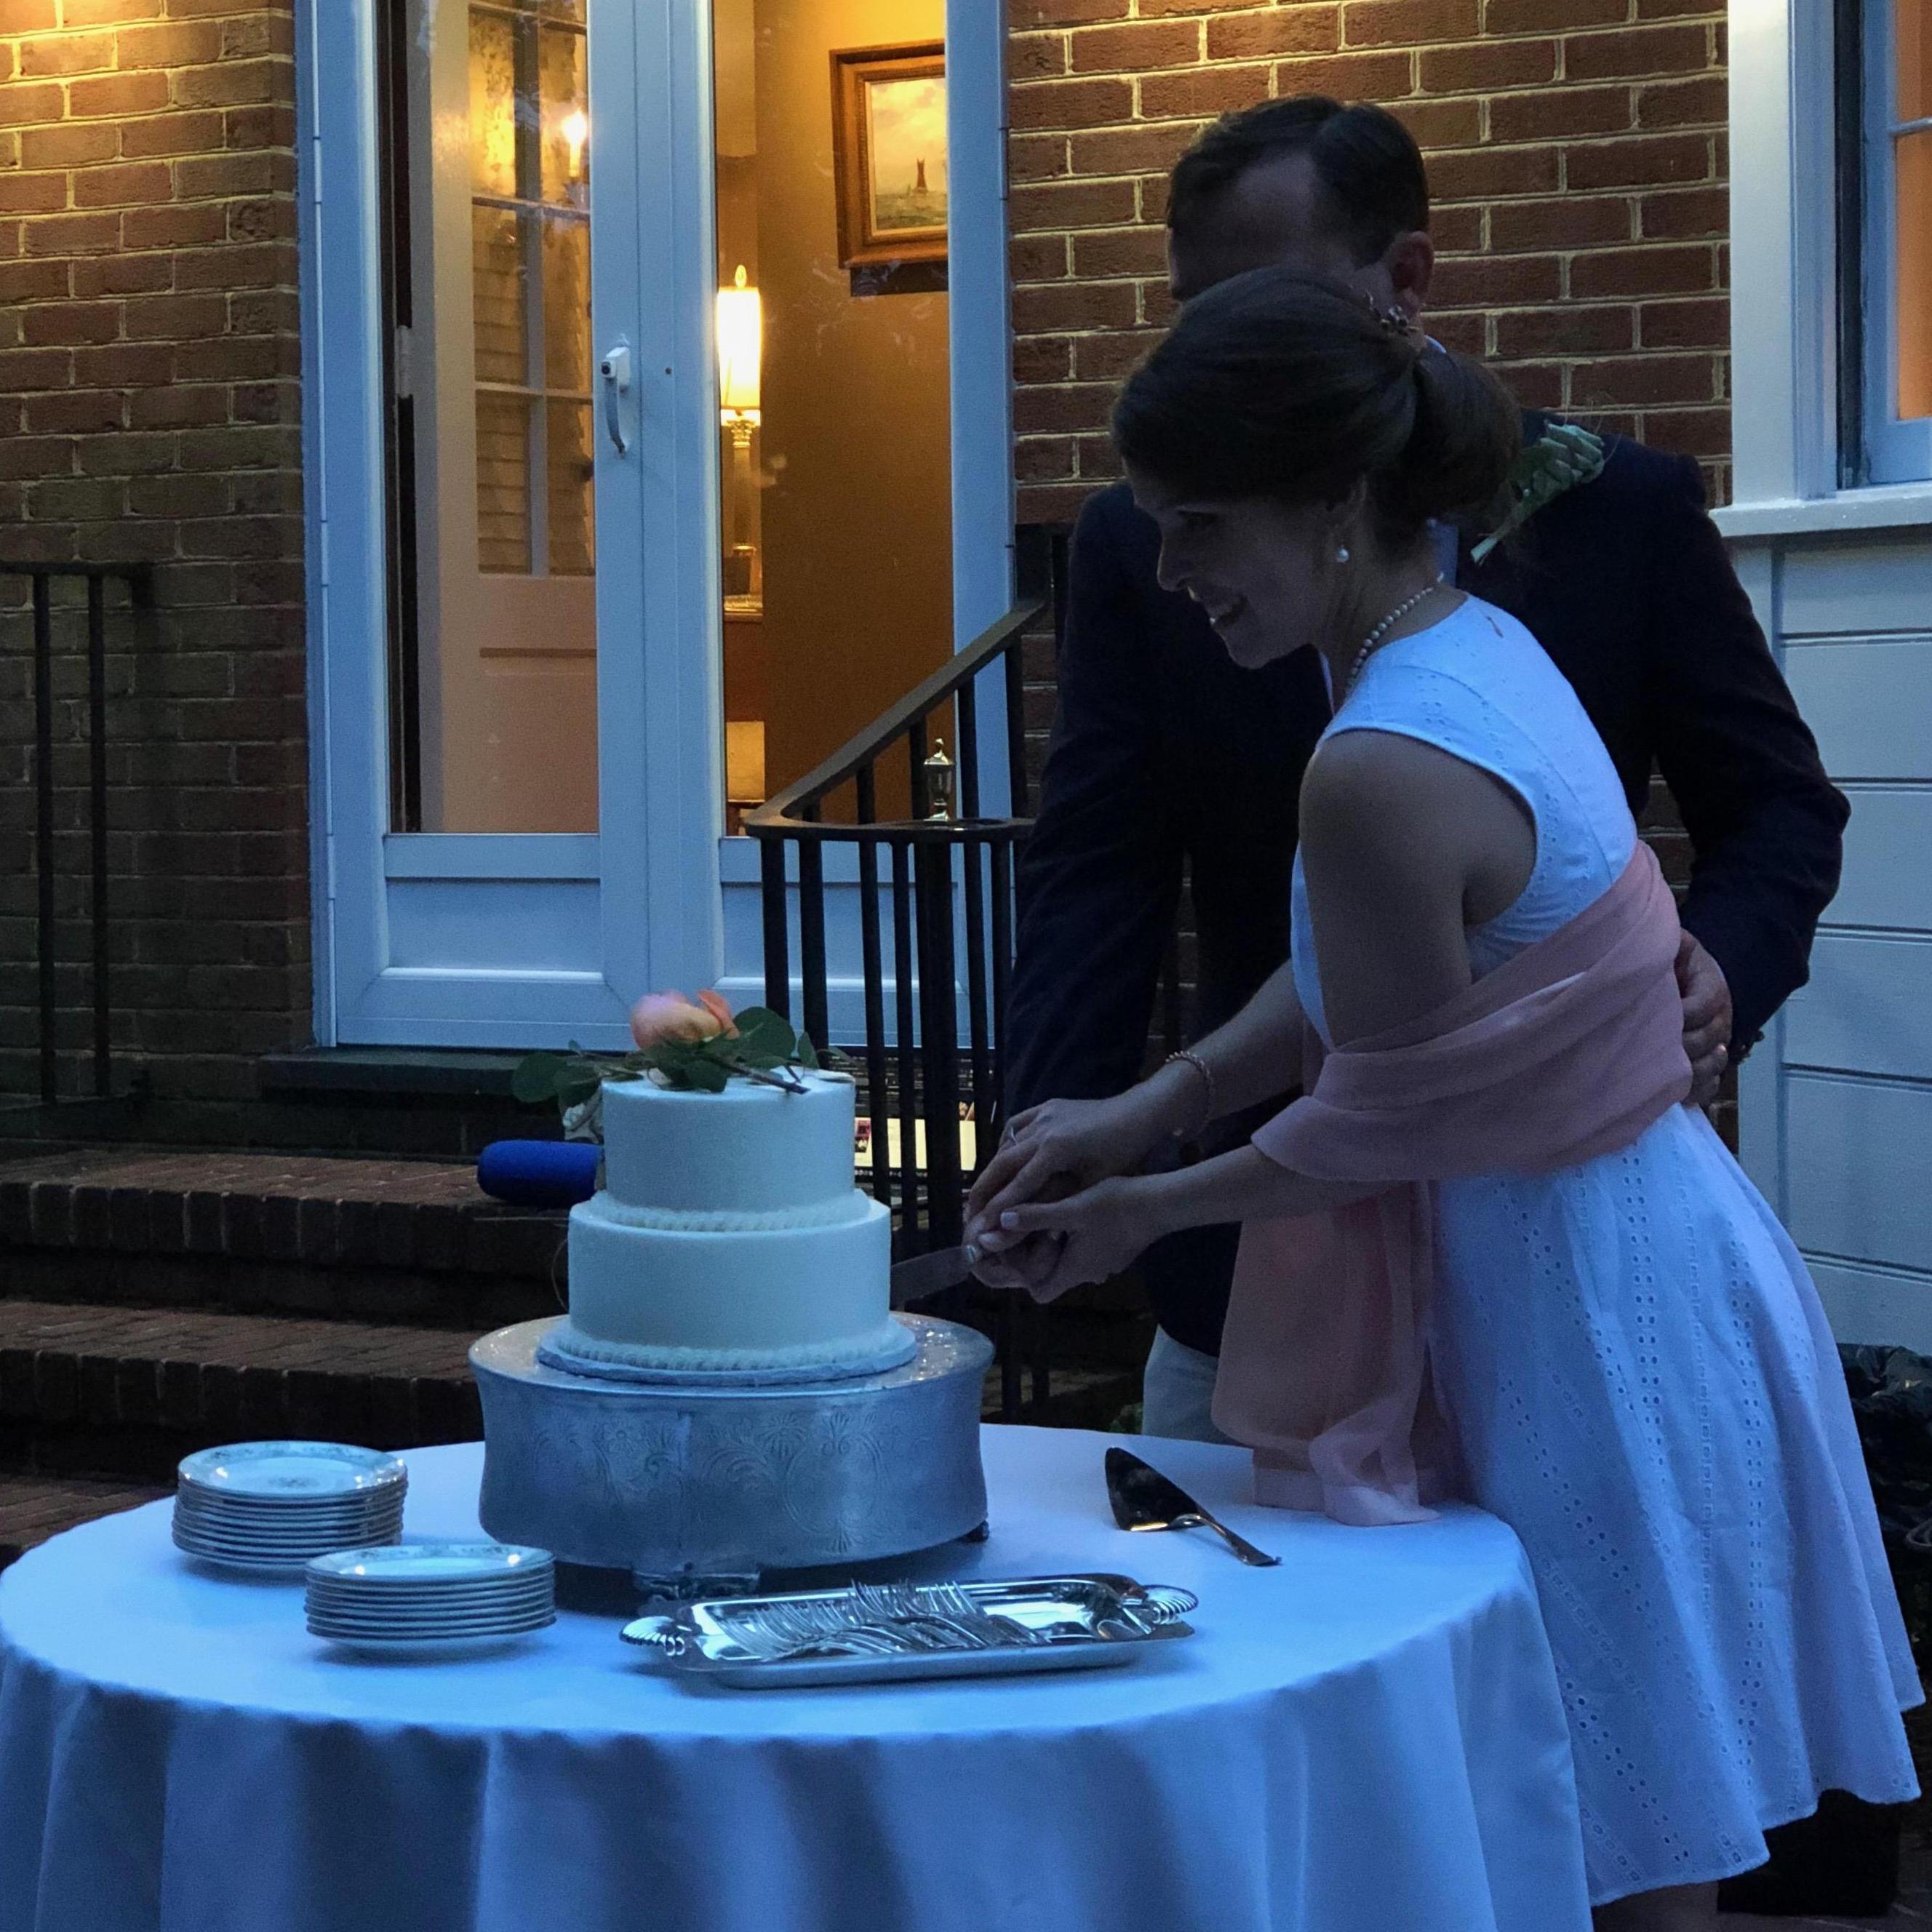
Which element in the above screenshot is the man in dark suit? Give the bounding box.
[990,98,1848,1440]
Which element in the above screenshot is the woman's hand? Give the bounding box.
[977,1176,1157,1301]
[965,1090,1172,1253]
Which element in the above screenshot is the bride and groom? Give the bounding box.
[964,97,1917,1931]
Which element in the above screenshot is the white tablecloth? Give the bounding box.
[0,1429,1591,1932]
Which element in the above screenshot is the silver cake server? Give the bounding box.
[1104,1447,1280,1567]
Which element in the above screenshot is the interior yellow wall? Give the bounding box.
[749,0,952,812]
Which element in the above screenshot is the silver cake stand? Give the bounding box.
[470,1313,993,1596]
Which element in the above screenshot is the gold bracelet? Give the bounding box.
[1162,1049,1215,1139]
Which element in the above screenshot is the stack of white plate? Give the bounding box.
[172,1441,407,1574]
[305,1542,556,1656]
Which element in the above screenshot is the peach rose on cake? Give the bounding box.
[628,989,738,1050]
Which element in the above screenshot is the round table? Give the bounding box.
[0,1429,1592,1932]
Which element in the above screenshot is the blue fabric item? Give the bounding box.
[476,1139,599,1208]
[0,1434,1597,1932]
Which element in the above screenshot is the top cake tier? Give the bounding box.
[599,1070,858,1215]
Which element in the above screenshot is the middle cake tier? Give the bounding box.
[545,1189,910,1383]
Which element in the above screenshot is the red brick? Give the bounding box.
[72,251,172,296]
[1638,185,1728,239]
[1490,86,1632,145]
[1341,0,1477,47]
[118,109,224,157]
[171,58,286,111]
[15,32,116,78]
[1564,132,1710,191]
[1010,0,1127,23]
[0,81,64,128]
[23,388,123,434]
[1069,20,1201,73]
[1010,75,1133,131]
[60,0,164,20]
[1488,194,1632,252]
[1640,407,1730,458]
[1010,32,1068,80]
[1637,76,1727,130]
[1073,329,1165,380]
[1010,233,1070,282]
[1014,383,1114,435]
[18,122,116,168]
[1418,39,1556,94]
[1429,144,1560,201]
[1430,203,1482,251]
[20,300,121,346]
[1566,24,1713,84]
[1015,436,1078,482]
[1428,250,1561,308]
[66,70,171,119]
[1068,123,1200,178]
[0,0,60,29]
[111,20,223,69]
[1493,303,1637,358]
[0,172,67,215]
[1138,63,1271,119]
[74,340,172,386]
[1273,48,1414,98]
[1206,8,1339,60]
[73,161,175,209]
[1485,0,1626,27]
[20,211,119,255]
[1014,335,1074,384]
[1639,298,1728,348]
[1569,353,1717,407]
[1071,225,1170,279]
[121,201,224,248]
[0,258,67,303]
[1568,243,1715,298]
[1013,280,1141,333]
[1008,132,1069,183]
[1386,96,1480,148]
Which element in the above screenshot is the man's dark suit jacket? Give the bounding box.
[1005,427,1850,1357]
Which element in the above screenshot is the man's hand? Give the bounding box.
[1676,930,1733,1109]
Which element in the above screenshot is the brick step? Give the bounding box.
[0,1146,565,1330]
[0,1471,169,1573]
[0,1296,486,1485]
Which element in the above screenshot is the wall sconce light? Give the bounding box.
[562,109,589,185]
[717,264,763,606]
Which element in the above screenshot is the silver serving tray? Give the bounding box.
[620,1573,1196,1688]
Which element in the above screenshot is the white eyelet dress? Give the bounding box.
[1286,595,1920,1906]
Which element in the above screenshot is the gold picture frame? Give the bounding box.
[830,42,947,269]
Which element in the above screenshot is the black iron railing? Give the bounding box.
[2,561,151,1106]
[747,527,1067,1416]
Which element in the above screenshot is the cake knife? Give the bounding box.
[888,1245,975,1308]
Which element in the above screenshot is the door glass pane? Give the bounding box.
[1898,2,1932,421]
[711,0,953,833]
[380,0,599,834]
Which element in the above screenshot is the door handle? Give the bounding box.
[599,341,631,455]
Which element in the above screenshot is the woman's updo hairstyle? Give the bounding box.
[1112,267,1520,546]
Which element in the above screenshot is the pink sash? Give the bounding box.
[1210,842,1693,1525]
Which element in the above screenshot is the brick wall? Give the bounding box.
[1007,0,1733,524]
[0,0,308,1127]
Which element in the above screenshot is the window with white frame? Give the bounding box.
[1853,0,1932,484]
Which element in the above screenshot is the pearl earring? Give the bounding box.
[1336,545,1350,564]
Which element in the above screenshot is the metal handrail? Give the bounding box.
[744,525,1069,1419]
[1,560,152,1106]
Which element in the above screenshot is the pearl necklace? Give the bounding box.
[1340,574,1447,700]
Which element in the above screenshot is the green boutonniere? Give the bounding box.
[1471,423,1606,565]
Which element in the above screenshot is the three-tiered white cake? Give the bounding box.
[537,1070,911,1383]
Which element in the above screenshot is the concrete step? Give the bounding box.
[0,1146,564,1329]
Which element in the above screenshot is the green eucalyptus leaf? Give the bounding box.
[556,1071,604,1110]
[683,1054,730,1093]
[795,1031,820,1071]
[511,1052,571,1105]
[730,1007,796,1059]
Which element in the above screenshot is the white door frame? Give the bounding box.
[298,0,1010,1050]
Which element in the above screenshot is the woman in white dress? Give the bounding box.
[965,269,1919,1931]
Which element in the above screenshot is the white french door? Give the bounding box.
[298,0,1010,1050]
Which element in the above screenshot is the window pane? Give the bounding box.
[1899,129,1932,420]
[468,9,519,199]
[548,402,595,576]
[710,0,952,829]
[1899,0,1931,121]
[476,392,533,573]
[540,24,589,207]
[543,215,591,391]
[471,205,530,386]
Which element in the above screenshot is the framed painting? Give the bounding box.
[829,42,947,268]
